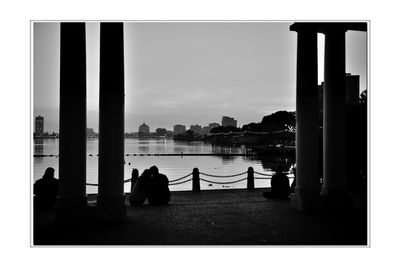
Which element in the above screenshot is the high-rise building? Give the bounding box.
[139,123,150,134]
[221,116,237,127]
[174,124,186,135]
[190,124,202,135]
[35,116,44,136]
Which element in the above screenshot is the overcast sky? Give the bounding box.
[33,22,367,133]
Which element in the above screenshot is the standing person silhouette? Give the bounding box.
[147,166,171,205]
[263,165,290,199]
[34,167,59,211]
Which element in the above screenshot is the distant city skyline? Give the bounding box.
[33,22,367,133]
[34,114,224,134]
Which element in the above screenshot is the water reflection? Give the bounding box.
[173,145,186,154]
[138,145,150,153]
[34,139,44,163]
[258,156,294,171]
[34,138,44,154]
[221,155,235,164]
[34,138,295,192]
[186,145,202,154]
[211,144,245,154]
[155,140,166,152]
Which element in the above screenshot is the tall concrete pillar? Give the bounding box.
[58,22,87,208]
[97,22,126,213]
[322,29,348,205]
[290,27,321,211]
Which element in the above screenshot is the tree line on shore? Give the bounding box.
[174,110,296,144]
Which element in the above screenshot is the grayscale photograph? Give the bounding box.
[32,21,368,245]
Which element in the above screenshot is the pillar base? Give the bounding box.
[321,186,352,211]
[55,204,126,224]
[96,195,127,222]
[57,196,87,208]
[55,196,127,224]
[97,195,126,206]
[55,205,88,224]
[291,187,322,212]
[90,205,127,223]
[54,196,88,224]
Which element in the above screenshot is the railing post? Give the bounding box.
[247,167,254,190]
[192,168,200,192]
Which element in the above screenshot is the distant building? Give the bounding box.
[139,123,150,134]
[174,124,186,135]
[190,124,202,135]
[86,128,96,137]
[221,116,237,127]
[35,116,44,136]
[208,122,220,130]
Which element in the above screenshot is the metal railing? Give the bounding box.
[85,167,293,192]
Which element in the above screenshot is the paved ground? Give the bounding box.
[33,189,367,246]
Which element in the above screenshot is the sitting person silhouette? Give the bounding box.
[147,165,171,205]
[129,169,149,206]
[290,165,296,193]
[263,165,290,199]
[130,168,139,193]
[34,167,59,211]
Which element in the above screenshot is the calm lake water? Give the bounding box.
[33,138,294,193]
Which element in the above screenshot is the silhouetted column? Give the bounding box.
[322,29,348,205]
[58,22,87,208]
[97,22,126,209]
[290,28,321,211]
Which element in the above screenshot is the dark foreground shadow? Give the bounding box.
[34,189,367,245]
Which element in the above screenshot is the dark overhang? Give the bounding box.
[290,22,367,33]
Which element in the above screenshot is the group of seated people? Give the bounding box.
[129,165,171,206]
[33,165,171,211]
[34,164,293,212]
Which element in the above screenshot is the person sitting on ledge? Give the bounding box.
[34,167,59,212]
[263,165,290,199]
[129,169,149,206]
[290,165,296,194]
[130,168,139,193]
[147,165,171,205]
